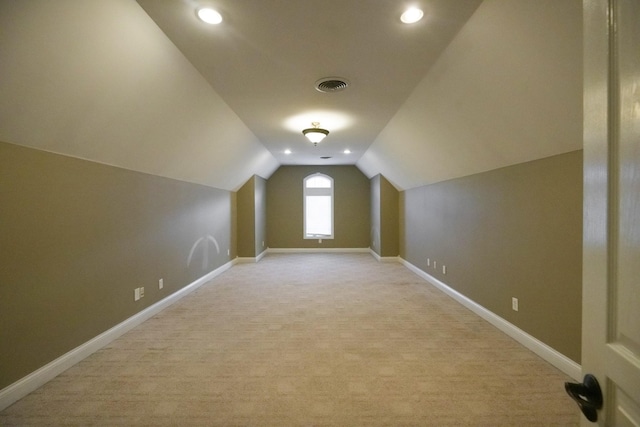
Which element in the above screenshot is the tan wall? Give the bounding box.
[370,175,381,254]
[399,191,406,259]
[402,151,583,362]
[380,176,399,257]
[236,177,256,257]
[230,192,238,259]
[370,174,399,257]
[254,176,267,255]
[236,175,267,257]
[0,141,233,389]
[267,166,370,248]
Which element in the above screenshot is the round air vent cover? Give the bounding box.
[315,77,349,93]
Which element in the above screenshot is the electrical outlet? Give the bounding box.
[227,249,230,256]
[134,288,140,301]
[512,297,519,312]
[159,278,163,290]
[442,265,446,275]
[427,258,430,266]
[433,261,437,269]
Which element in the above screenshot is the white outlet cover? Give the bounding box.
[134,288,140,301]
[443,265,447,274]
[159,278,163,289]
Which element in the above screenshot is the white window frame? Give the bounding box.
[303,173,334,239]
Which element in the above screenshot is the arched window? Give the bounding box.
[303,173,334,239]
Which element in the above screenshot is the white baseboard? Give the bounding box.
[1,255,581,412]
[369,249,399,263]
[0,259,235,412]
[236,249,268,263]
[399,258,582,381]
[266,247,370,254]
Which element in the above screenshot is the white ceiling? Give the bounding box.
[136,0,483,166]
[357,0,583,189]
[0,0,582,191]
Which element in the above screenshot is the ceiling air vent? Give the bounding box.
[315,77,349,93]
[320,156,332,159]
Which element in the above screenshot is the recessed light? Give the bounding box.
[197,8,222,25]
[284,149,292,155]
[401,7,423,24]
[343,149,351,154]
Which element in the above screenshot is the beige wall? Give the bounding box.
[370,175,399,257]
[267,166,370,249]
[1,142,583,388]
[0,141,233,389]
[237,177,256,257]
[254,176,267,256]
[380,176,399,257]
[402,151,583,362]
[236,175,267,257]
[230,192,238,259]
[370,175,381,254]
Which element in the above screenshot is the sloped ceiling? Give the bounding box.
[0,0,582,191]
[357,0,583,189]
[135,0,483,171]
[0,0,279,191]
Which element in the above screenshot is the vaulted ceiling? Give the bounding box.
[0,0,582,191]
[135,0,482,168]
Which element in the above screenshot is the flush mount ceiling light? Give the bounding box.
[401,7,424,24]
[197,7,222,25]
[302,122,329,146]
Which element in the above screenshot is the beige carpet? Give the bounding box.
[1,253,579,426]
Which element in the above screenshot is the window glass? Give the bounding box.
[305,196,332,235]
[305,175,332,188]
[303,174,334,239]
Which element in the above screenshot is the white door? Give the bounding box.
[581,0,640,425]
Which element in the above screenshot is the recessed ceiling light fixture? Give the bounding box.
[302,122,329,146]
[284,149,292,154]
[344,149,351,154]
[197,7,222,25]
[401,7,424,24]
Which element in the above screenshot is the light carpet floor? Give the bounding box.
[1,253,579,426]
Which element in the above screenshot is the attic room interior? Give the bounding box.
[2,0,638,425]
